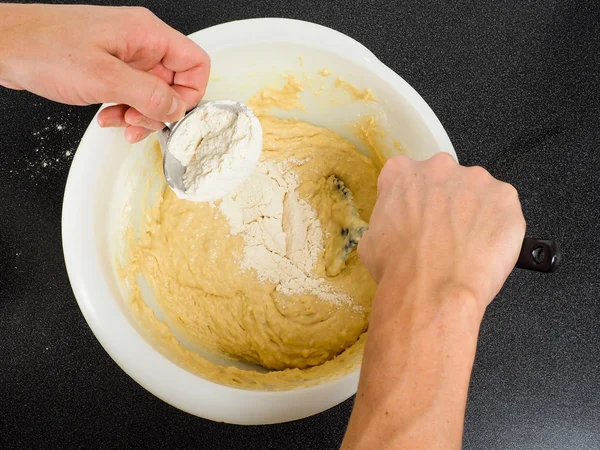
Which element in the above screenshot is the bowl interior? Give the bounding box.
[65,19,455,424]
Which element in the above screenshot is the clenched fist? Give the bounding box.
[359,153,526,308]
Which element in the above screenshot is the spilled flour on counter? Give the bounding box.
[219,160,350,304]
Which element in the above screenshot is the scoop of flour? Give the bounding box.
[167,101,262,202]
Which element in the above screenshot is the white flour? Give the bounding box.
[168,101,262,202]
[219,160,350,305]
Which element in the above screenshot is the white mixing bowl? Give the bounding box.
[62,18,455,425]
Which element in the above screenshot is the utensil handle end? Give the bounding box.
[516,237,561,273]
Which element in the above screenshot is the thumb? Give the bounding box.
[98,58,185,123]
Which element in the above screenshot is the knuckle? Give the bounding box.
[124,106,141,123]
[382,156,410,175]
[500,182,519,200]
[430,152,456,166]
[144,77,168,113]
[377,156,413,195]
[119,7,156,29]
[128,6,154,19]
[425,152,456,181]
[467,165,491,182]
[427,152,457,178]
[384,155,410,172]
[497,182,523,218]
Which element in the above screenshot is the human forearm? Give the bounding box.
[0,3,52,79]
[0,3,210,142]
[0,3,19,84]
[342,273,484,449]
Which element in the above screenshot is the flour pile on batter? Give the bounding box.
[218,160,349,304]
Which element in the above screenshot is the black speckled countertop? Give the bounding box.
[1,1,600,449]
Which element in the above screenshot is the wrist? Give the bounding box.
[350,269,483,450]
[376,268,486,328]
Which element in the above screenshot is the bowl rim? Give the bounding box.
[61,17,456,425]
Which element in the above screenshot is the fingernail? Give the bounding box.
[168,97,179,117]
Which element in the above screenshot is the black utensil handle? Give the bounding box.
[515,237,561,273]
